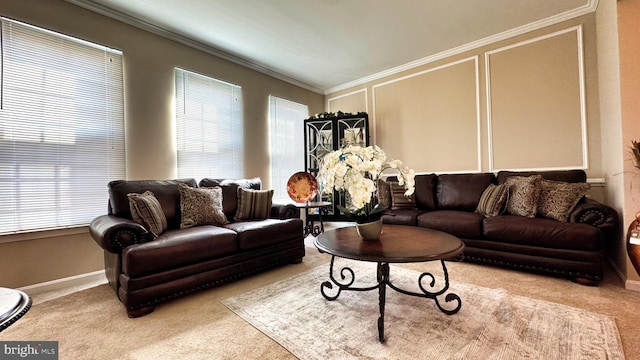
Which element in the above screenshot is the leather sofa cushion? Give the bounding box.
[199,178,262,220]
[483,215,601,251]
[122,226,238,277]
[417,210,484,238]
[382,209,427,226]
[224,218,303,250]
[414,174,437,210]
[436,173,495,211]
[496,170,586,184]
[109,179,198,229]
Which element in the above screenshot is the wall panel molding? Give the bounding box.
[372,56,481,173]
[485,25,587,171]
[327,88,368,113]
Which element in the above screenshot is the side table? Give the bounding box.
[292,201,332,237]
[0,287,32,332]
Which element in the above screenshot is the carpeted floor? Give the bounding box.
[223,261,623,359]
[1,231,639,359]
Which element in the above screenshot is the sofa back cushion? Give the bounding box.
[496,170,586,184]
[436,173,495,211]
[414,174,437,210]
[198,178,262,220]
[108,178,197,229]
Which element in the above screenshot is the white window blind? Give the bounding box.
[0,18,125,234]
[175,68,244,180]
[268,96,308,202]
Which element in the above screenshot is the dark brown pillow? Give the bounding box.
[377,179,392,208]
[476,184,509,217]
[390,182,416,210]
[127,190,167,237]
[235,188,274,220]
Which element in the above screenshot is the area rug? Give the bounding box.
[222,260,625,360]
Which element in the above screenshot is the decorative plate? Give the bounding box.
[287,172,318,203]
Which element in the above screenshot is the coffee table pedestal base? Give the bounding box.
[320,256,462,343]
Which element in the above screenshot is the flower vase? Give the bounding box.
[356,219,383,241]
[627,211,640,276]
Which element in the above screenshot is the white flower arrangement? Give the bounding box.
[318,145,415,223]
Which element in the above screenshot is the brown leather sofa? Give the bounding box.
[380,170,618,285]
[89,178,304,317]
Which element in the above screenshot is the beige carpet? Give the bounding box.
[1,234,639,359]
[223,260,624,359]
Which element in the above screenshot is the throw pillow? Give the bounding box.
[127,190,167,237]
[390,182,416,210]
[537,179,590,222]
[504,175,543,218]
[235,188,274,220]
[476,184,509,217]
[377,179,392,209]
[178,184,228,228]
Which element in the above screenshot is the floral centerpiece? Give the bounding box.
[317,145,415,224]
[631,140,640,170]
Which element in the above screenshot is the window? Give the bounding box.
[268,96,308,202]
[0,18,125,234]
[175,68,243,180]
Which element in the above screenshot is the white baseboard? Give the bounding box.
[18,270,107,302]
[607,258,640,292]
[625,279,640,292]
[607,257,626,282]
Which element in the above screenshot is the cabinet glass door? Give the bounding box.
[338,117,367,148]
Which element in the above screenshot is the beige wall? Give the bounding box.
[618,0,640,284]
[327,15,602,178]
[0,0,323,288]
[596,0,627,281]
[327,89,368,114]
[373,58,480,172]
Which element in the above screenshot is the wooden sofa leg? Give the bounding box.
[291,257,303,264]
[127,306,155,318]
[571,277,599,286]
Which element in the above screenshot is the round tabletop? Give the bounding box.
[0,287,32,332]
[314,224,464,263]
[290,201,332,209]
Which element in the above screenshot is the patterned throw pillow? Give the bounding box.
[127,190,167,237]
[504,175,543,218]
[390,182,416,210]
[235,188,274,220]
[376,179,392,209]
[178,184,228,228]
[476,184,509,217]
[538,179,590,222]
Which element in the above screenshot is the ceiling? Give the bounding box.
[67,0,597,94]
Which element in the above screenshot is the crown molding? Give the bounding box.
[65,0,598,96]
[65,0,324,95]
[324,0,599,95]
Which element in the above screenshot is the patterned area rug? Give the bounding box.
[223,259,624,360]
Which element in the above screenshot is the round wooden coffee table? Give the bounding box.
[314,225,464,343]
[0,287,31,332]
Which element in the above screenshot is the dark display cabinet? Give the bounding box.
[304,112,369,221]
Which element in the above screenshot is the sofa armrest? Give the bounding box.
[271,203,301,220]
[89,215,153,253]
[568,198,618,232]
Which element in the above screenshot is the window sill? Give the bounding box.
[0,226,89,244]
